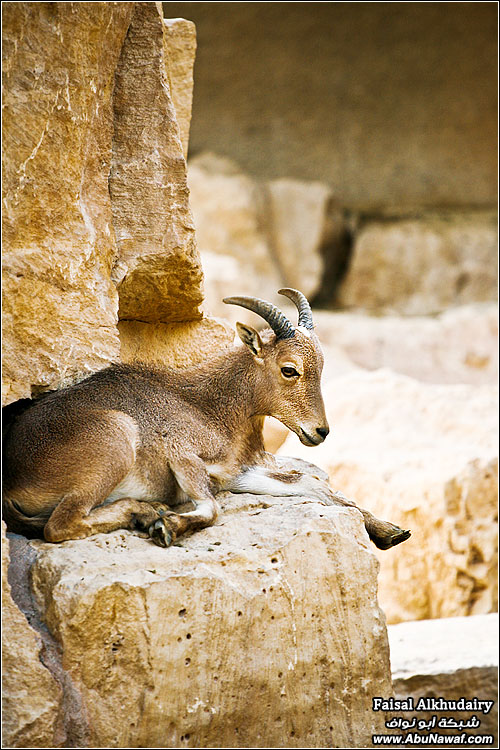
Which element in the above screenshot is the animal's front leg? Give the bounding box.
[148,455,219,548]
[223,463,336,505]
[225,462,410,550]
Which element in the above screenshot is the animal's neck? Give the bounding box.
[176,346,265,425]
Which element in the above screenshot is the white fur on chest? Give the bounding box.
[223,466,300,496]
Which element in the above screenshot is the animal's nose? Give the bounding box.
[316,426,329,441]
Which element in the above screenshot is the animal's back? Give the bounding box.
[2,363,183,529]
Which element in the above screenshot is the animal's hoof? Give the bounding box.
[374,527,411,550]
[149,518,174,548]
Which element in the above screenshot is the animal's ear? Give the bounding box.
[236,322,263,357]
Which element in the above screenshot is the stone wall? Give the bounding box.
[388,614,498,746]
[2,2,229,407]
[163,2,497,212]
[4,486,394,748]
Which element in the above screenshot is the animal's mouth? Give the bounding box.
[299,428,323,446]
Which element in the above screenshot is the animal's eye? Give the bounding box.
[281,366,299,379]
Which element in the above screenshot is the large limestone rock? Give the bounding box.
[187,153,283,323]
[2,524,62,748]
[109,2,203,324]
[162,18,197,159]
[259,178,334,299]
[187,152,338,323]
[338,214,498,315]
[313,303,498,386]
[2,3,206,407]
[5,481,393,748]
[279,370,498,623]
[1,2,134,404]
[389,614,498,743]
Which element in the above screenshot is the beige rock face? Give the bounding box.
[163,18,197,159]
[278,370,498,623]
[2,3,207,407]
[389,614,498,743]
[337,215,498,315]
[119,316,233,368]
[260,178,334,299]
[313,303,498,386]
[187,153,283,323]
[110,3,203,324]
[2,524,62,748]
[20,484,392,748]
[1,2,133,404]
[187,152,337,323]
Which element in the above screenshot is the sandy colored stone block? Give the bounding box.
[187,152,283,323]
[389,614,498,743]
[313,303,498,386]
[2,273,119,403]
[338,214,498,315]
[110,2,203,323]
[26,482,392,748]
[2,2,133,405]
[119,315,233,368]
[163,18,197,159]
[262,178,333,299]
[279,370,498,623]
[164,3,496,211]
[188,152,337,324]
[2,524,63,748]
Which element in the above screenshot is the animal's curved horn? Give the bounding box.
[278,288,314,330]
[223,296,296,340]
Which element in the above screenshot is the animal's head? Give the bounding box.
[224,289,329,446]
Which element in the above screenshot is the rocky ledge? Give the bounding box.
[3,468,393,748]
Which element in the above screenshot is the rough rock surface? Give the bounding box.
[5,481,392,748]
[279,370,498,623]
[1,2,133,404]
[313,303,498,386]
[118,316,233,368]
[187,152,337,323]
[109,2,203,323]
[2,523,62,748]
[260,178,334,299]
[2,3,206,407]
[337,214,498,315]
[162,18,197,159]
[388,614,498,743]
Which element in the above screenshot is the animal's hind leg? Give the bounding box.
[44,497,167,542]
[43,443,162,542]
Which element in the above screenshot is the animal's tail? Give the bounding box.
[2,494,51,538]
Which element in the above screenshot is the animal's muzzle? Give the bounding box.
[299,425,330,446]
